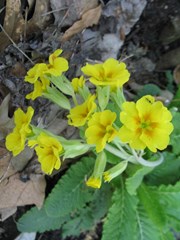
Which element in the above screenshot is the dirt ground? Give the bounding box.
[0,0,180,239]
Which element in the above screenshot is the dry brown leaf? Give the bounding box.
[0,207,17,221]
[9,62,27,77]
[0,0,23,51]
[62,5,102,42]
[0,94,14,140]
[0,146,16,182]
[0,173,46,209]
[11,147,34,172]
[50,0,98,26]
[28,0,51,29]
[173,64,180,85]
[0,0,51,52]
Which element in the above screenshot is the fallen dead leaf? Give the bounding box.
[61,4,102,42]
[0,172,46,209]
[0,207,17,221]
[173,64,180,85]
[0,0,23,51]
[0,0,51,52]
[50,0,98,26]
[0,94,14,140]
[0,146,16,182]
[11,147,34,172]
[9,62,27,77]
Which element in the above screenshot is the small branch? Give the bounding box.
[0,24,34,65]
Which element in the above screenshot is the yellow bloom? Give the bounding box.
[85,110,117,152]
[46,49,69,76]
[5,107,34,156]
[86,177,101,188]
[25,63,50,100]
[67,95,97,127]
[71,76,85,92]
[29,133,63,175]
[81,58,130,88]
[119,95,174,152]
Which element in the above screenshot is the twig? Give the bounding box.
[0,6,5,14]
[41,7,68,17]
[0,24,34,65]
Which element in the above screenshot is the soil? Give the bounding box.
[0,0,180,239]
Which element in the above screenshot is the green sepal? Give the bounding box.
[96,86,110,111]
[110,87,126,110]
[43,86,71,110]
[48,74,74,96]
[77,85,91,101]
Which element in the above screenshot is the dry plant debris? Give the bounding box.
[61,5,102,42]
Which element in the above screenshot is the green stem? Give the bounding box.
[105,144,137,163]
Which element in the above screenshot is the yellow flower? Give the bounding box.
[71,76,85,92]
[86,177,101,188]
[25,63,50,100]
[118,95,174,152]
[81,58,130,88]
[67,95,97,127]
[28,133,63,175]
[85,110,117,152]
[46,49,69,76]
[5,107,34,156]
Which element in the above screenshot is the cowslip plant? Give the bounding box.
[5,49,180,239]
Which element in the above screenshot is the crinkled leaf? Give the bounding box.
[146,152,180,185]
[135,204,160,240]
[17,206,67,233]
[126,165,154,195]
[102,180,138,240]
[170,111,180,155]
[137,184,167,231]
[45,157,94,217]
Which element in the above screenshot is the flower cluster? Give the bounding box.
[5,49,174,188]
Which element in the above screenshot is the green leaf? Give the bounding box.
[137,184,167,231]
[45,157,94,217]
[169,84,180,109]
[62,183,112,238]
[146,152,180,185]
[159,232,175,240]
[136,84,161,99]
[91,183,112,221]
[151,182,180,232]
[62,207,94,238]
[135,204,160,240]
[17,206,67,233]
[102,179,138,240]
[170,111,180,154]
[152,181,180,209]
[126,165,154,195]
